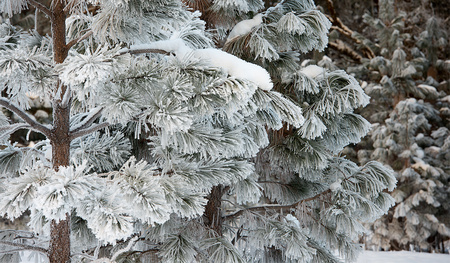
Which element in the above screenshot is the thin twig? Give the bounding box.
[69,122,110,140]
[223,189,332,221]
[27,0,52,18]
[66,30,93,49]
[0,98,52,137]
[0,240,48,254]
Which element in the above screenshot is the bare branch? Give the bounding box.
[70,107,103,134]
[223,189,331,221]
[116,48,172,56]
[66,30,94,50]
[69,122,110,140]
[0,240,48,254]
[27,0,52,18]
[328,40,363,62]
[0,98,52,137]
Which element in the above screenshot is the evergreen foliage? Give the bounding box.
[324,0,449,252]
[0,0,396,262]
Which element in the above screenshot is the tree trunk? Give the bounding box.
[48,214,71,263]
[48,1,71,262]
[204,185,225,236]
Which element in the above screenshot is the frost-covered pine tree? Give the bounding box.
[340,0,450,252]
[0,1,396,262]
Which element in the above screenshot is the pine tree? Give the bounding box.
[332,0,450,252]
[0,1,396,262]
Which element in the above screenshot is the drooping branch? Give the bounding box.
[66,30,93,50]
[69,122,110,140]
[0,240,48,254]
[27,0,52,18]
[223,189,332,221]
[0,123,32,137]
[0,98,52,138]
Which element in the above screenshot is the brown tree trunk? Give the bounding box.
[48,1,71,262]
[48,214,71,263]
[204,185,225,236]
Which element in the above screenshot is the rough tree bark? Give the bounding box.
[47,0,71,262]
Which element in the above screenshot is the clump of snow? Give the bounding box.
[329,179,342,191]
[227,14,263,42]
[192,48,273,91]
[300,65,326,78]
[285,214,301,228]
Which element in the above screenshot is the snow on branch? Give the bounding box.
[118,39,273,91]
[0,98,51,137]
[226,14,263,42]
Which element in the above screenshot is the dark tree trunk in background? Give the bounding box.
[204,185,225,235]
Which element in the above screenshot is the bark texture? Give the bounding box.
[48,1,71,262]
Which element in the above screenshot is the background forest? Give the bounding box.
[0,0,449,262]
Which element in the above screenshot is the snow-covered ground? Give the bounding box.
[19,250,450,262]
[356,250,450,263]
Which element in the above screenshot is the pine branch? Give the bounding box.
[66,30,93,50]
[69,122,110,140]
[0,240,48,254]
[223,189,331,221]
[0,98,52,137]
[27,0,52,18]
